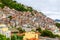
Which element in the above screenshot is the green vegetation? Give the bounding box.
[0,34,10,40]
[31,29,35,32]
[8,16,13,27]
[0,3,4,8]
[36,27,60,38]
[56,23,60,28]
[17,27,25,33]
[36,27,42,33]
[40,29,60,38]
[0,0,33,12]
[54,34,60,38]
[11,34,23,40]
[31,12,34,16]
[8,16,12,21]
[40,30,56,38]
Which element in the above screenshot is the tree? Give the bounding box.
[27,7,33,12]
[17,27,25,33]
[36,27,42,33]
[0,34,10,40]
[40,30,55,38]
[1,0,33,12]
[1,0,12,6]
[11,34,23,40]
[31,29,35,32]
[0,3,4,8]
[8,16,12,21]
[56,23,60,28]
[11,34,17,40]
[8,16,12,27]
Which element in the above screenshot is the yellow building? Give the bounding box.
[23,31,39,40]
[0,24,11,38]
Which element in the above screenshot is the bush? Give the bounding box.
[36,27,42,33]
[0,34,10,40]
[17,27,25,33]
[56,23,60,28]
[11,34,23,40]
[31,29,35,32]
[1,0,33,12]
[11,34,17,40]
[55,35,60,38]
[6,38,10,40]
[0,3,5,8]
[40,30,55,38]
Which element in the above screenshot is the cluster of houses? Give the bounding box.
[0,6,59,34]
[0,24,11,38]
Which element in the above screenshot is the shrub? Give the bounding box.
[40,30,55,38]
[1,0,33,12]
[11,34,23,40]
[17,27,25,33]
[55,35,60,38]
[31,29,35,32]
[56,23,60,28]
[36,27,42,33]
[0,34,10,40]
[0,3,4,8]
[11,34,17,40]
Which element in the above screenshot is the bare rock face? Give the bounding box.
[0,6,56,31]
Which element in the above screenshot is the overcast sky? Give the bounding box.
[16,0,59,20]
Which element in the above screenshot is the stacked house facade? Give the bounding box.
[0,6,58,32]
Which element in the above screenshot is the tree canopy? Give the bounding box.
[0,34,10,40]
[56,23,60,28]
[0,0,33,12]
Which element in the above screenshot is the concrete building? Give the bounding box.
[0,24,11,38]
[23,31,39,40]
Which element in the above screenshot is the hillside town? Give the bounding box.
[0,0,60,40]
[0,6,59,40]
[0,6,57,32]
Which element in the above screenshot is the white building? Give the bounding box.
[0,24,11,38]
[49,25,60,35]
